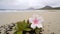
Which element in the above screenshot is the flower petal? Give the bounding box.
[31,24,36,29]
[29,14,44,29]
[29,18,34,23]
[37,24,43,28]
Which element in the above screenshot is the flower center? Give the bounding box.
[33,18,39,24]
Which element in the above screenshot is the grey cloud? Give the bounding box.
[0,0,60,9]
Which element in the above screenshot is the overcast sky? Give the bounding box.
[0,0,60,9]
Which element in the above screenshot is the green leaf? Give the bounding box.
[20,20,29,29]
[35,28,40,34]
[35,28,43,34]
[17,22,24,31]
[17,31,22,34]
[14,20,32,34]
[14,31,17,34]
[14,31,22,34]
[24,28,31,31]
[16,20,30,31]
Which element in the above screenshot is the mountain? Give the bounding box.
[39,6,60,10]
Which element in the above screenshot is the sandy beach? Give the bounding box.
[0,10,60,34]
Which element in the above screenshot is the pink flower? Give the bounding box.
[29,14,44,29]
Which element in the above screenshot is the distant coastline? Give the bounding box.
[0,6,60,10]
